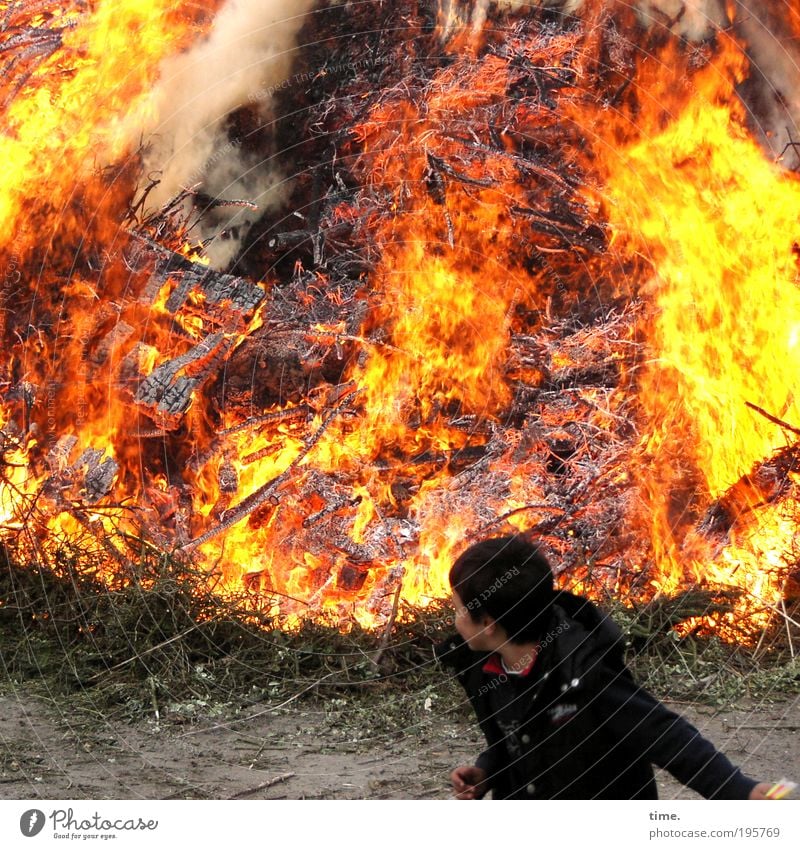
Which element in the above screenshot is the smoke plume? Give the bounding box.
[733,3,800,167]
[137,0,319,268]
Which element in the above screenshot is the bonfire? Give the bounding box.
[1,0,799,648]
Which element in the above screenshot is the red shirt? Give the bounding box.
[482,650,538,677]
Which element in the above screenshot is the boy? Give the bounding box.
[436,535,773,800]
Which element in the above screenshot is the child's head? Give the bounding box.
[449,535,556,647]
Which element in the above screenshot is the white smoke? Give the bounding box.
[732,3,800,166]
[138,0,319,268]
[633,0,727,40]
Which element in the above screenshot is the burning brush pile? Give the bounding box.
[1,0,800,653]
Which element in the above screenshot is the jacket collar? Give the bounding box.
[482,651,538,676]
[435,593,626,686]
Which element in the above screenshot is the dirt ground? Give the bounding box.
[1,685,798,800]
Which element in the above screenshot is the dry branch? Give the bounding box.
[185,390,357,550]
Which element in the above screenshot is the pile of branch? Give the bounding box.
[1,0,798,646]
[0,533,459,717]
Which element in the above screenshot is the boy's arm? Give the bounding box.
[596,668,759,800]
[434,635,504,792]
[475,739,502,779]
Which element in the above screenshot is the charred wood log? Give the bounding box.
[266,230,312,251]
[76,448,119,503]
[264,222,351,258]
[337,562,369,592]
[213,323,345,409]
[42,438,119,504]
[91,321,134,368]
[126,234,265,314]
[211,460,239,520]
[135,332,231,427]
[211,277,365,408]
[697,443,800,540]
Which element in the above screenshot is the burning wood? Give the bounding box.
[1,0,799,640]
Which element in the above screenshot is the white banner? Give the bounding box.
[0,800,797,848]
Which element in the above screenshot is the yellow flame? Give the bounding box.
[598,34,800,627]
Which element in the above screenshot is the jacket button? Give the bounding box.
[521,734,531,744]
[526,783,536,795]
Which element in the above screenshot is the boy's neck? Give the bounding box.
[497,641,539,675]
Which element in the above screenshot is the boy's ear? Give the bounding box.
[480,614,498,634]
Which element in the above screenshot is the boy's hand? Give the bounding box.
[451,765,489,799]
[750,781,797,800]
[749,783,772,800]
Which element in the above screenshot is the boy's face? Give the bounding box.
[451,590,498,652]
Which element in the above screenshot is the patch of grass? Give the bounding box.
[0,536,454,723]
[608,598,800,707]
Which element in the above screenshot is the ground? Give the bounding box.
[1,685,798,800]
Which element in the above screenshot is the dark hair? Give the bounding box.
[449,536,556,644]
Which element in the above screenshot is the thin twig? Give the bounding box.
[782,599,795,659]
[371,581,402,667]
[228,772,295,800]
[736,725,800,731]
[745,401,800,437]
[478,503,565,534]
[148,676,160,724]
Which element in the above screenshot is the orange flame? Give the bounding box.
[592,32,800,633]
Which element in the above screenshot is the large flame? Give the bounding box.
[591,32,800,634]
[0,0,221,571]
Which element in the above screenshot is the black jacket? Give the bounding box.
[436,592,758,800]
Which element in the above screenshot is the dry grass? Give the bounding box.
[1,533,797,725]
